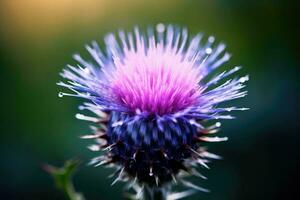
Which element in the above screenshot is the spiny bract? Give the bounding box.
[58,24,248,196]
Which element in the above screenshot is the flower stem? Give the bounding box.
[143,185,170,200]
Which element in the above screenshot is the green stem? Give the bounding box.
[44,159,85,200]
[143,185,171,200]
[63,180,82,200]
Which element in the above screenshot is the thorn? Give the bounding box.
[87,144,100,151]
[88,156,105,165]
[199,136,228,142]
[96,138,108,147]
[80,134,100,139]
[126,176,137,190]
[94,159,112,167]
[155,176,159,186]
[167,189,196,200]
[133,150,139,161]
[111,167,125,186]
[136,184,144,199]
[189,148,210,168]
[200,151,222,160]
[188,147,201,157]
[149,166,153,176]
[199,128,219,135]
[172,174,177,184]
[180,180,210,193]
[190,169,207,180]
[103,143,117,151]
[196,158,210,169]
[75,113,99,122]
[89,125,98,131]
[108,167,123,178]
[161,149,168,158]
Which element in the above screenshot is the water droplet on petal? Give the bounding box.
[205,48,212,54]
[156,23,165,33]
[208,36,215,43]
[215,122,221,127]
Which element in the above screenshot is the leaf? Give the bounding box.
[43,158,86,200]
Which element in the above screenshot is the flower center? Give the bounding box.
[111,47,201,116]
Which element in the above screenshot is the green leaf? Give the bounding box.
[43,158,85,200]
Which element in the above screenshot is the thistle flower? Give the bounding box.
[58,24,248,199]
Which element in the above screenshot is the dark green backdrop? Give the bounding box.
[1,0,299,199]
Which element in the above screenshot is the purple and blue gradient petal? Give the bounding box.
[58,24,248,128]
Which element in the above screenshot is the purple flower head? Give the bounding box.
[111,33,202,116]
[58,24,248,194]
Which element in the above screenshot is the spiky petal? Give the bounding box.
[58,24,248,196]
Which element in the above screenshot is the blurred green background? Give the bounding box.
[0,0,299,199]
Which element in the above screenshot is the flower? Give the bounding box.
[58,24,248,197]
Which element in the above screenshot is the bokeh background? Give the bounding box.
[1,0,299,199]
